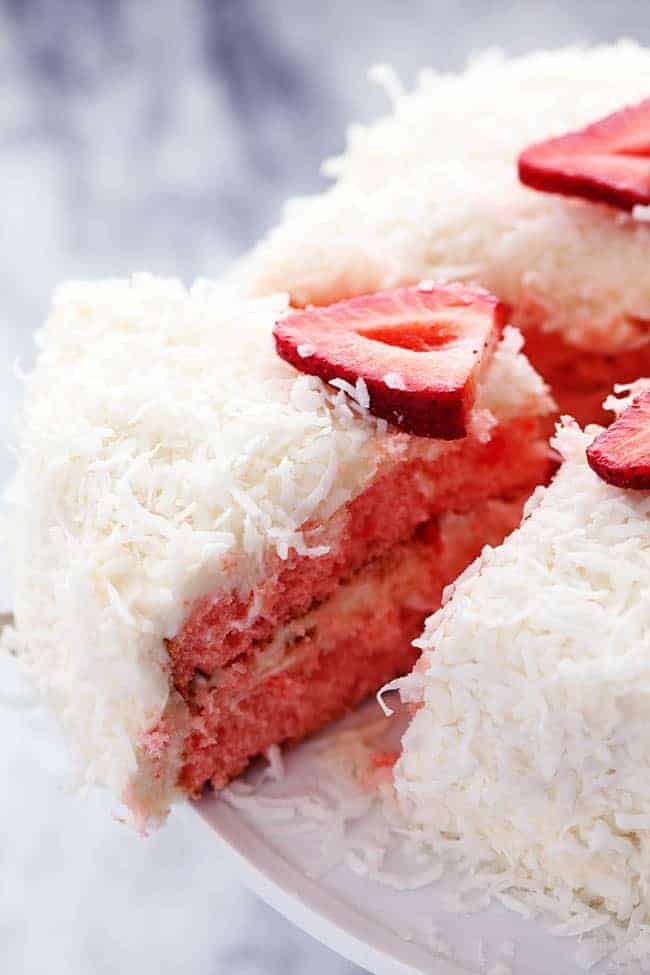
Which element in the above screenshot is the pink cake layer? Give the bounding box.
[157,416,552,795]
[179,497,528,793]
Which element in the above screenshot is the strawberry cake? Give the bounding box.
[5,275,553,823]
[9,44,650,839]
[393,385,650,944]
[236,43,650,427]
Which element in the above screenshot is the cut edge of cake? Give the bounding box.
[4,275,554,827]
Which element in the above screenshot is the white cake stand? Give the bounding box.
[195,701,607,975]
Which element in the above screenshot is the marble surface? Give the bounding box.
[1,2,648,972]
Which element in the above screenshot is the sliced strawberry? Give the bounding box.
[518,99,650,211]
[586,390,650,488]
[273,285,507,439]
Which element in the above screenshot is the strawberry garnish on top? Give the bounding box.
[273,284,507,440]
[587,389,650,488]
[518,99,650,211]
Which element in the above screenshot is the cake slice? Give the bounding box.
[5,275,553,824]
[394,389,650,936]
[236,43,650,426]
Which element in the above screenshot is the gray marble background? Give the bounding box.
[1,2,648,973]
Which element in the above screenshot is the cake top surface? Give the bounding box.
[238,42,650,352]
[5,274,550,808]
[396,407,650,939]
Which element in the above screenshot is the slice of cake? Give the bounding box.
[236,43,650,426]
[5,275,552,824]
[394,388,650,938]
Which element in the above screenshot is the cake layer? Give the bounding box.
[164,410,551,797]
[237,44,650,414]
[167,414,552,691]
[178,495,528,794]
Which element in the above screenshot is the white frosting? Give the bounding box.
[396,418,650,934]
[237,43,650,353]
[5,274,550,812]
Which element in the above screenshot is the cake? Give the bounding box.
[394,385,650,943]
[5,275,553,823]
[235,43,650,427]
[9,43,649,833]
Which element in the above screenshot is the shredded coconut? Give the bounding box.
[395,417,650,963]
[263,744,285,782]
[236,43,650,354]
[602,379,650,417]
[383,372,406,390]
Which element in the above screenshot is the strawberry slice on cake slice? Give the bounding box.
[274,284,507,439]
[518,98,650,212]
[586,385,650,487]
[7,275,553,826]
